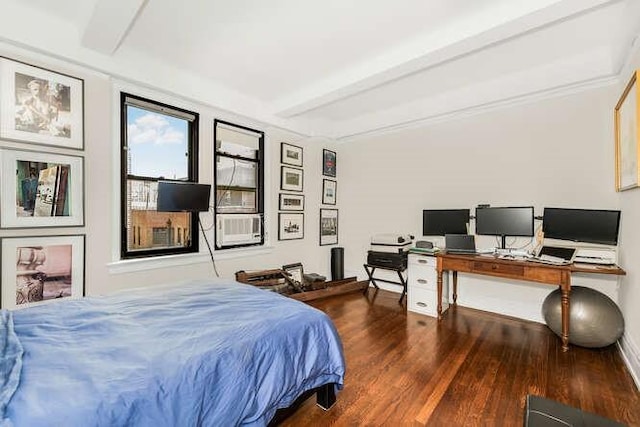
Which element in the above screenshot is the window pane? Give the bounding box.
[215,189,257,213]
[126,105,189,179]
[216,157,257,189]
[216,125,259,159]
[125,179,192,252]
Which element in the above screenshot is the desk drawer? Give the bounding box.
[472,261,524,277]
[408,287,448,317]
[409,275,437,291]
[409,254,436,268]
[408,268,448,291]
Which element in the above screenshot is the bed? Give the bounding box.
[0,279,345,426]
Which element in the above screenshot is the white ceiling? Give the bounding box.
[1,0,639,141]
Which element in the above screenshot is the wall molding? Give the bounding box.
[618,332,640,391]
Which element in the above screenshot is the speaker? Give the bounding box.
[331,247,344,280]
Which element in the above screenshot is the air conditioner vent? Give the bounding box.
[216,214,262,247]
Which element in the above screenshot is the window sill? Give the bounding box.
[107,245,274,275]
[212,244,274,260]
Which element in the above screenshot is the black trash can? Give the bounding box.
[331,247,344,281]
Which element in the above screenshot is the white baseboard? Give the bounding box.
[618,334,640,391]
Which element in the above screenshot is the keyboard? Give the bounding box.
[445,250,477,255]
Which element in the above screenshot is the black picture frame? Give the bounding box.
[278,212,304,240]
[280,165,304,192]
[322,179,337,205]
[282,262,304,286]
[323,149,336,177]
[319,208,338,246]
[279,193,305,211]
[281,142,303,167]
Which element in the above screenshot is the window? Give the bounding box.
[214,120,264,248]
[121,93,199,259]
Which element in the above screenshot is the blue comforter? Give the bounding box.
[0,280,345,426]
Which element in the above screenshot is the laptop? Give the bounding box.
[445,234,477,254]
[536,246,576,264]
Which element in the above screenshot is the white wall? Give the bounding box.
[0,43,339,298]
[340,87,621,316]
[340,82,640,385]
[615,44,640,388]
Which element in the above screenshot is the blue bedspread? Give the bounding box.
[0,280,345,426]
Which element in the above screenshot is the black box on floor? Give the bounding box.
[367,250,407,269]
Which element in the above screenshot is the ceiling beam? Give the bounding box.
[81,0,147,55]
[271,0,619,119]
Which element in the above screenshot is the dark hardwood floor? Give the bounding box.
[278,288,640,426]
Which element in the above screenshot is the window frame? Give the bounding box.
[213,119,265,249]
[120,92,200,259]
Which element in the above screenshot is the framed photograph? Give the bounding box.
[279,193,305,211]
[615,70,640,191]
[319,208,338,246]
[282,262,304,288]
[322,179,337,205]
[0,148,84,228]
[279,212,304,240]
[1,234,85,309]
[0,57,84,150]
[281,165,303,192]
[281,142,303,167]
[323,149,336,177]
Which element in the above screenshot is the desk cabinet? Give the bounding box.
[407,253,448,317]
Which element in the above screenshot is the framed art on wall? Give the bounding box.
[615,70,640,191]
[279,193,305,211]
[319,208,338,246]
[281,142,303,167]
[1,234,85,310]
[0,57,84,150]
[322,179,337,205]
[323,149,336,177]
[281,165,303,192]
[0,148,84,228]
[279,212,304,240]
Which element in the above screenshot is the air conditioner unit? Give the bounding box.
[216,213,262,247]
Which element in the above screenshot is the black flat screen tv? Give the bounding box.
[422,209,470,236]
[475,206,534,249]
[542,208,621,245]
[156,181,211,212]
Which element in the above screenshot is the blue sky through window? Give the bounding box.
[127,106,188,179]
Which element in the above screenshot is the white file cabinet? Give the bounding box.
[407,253,449,317]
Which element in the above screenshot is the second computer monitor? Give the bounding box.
[422,209,470,236]
[475,206,534,249]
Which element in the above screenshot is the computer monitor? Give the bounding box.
[542,208,621,246]
[475,206,534,249]
[156,181,211,212]
[422,209,470,236]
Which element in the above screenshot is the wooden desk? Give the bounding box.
[435,253,626,351]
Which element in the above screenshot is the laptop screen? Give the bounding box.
[445,234,476,252]
[538,245,576,261]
